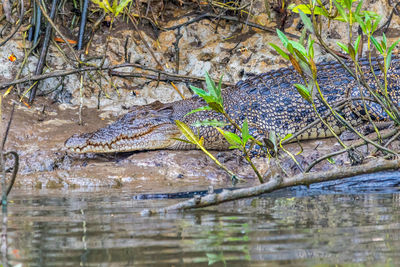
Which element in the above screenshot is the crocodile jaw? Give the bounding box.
[65,101,188,153]
[65,123,182,153]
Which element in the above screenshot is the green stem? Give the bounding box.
[222,111,264,183]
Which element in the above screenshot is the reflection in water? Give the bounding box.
[4,172,400,266]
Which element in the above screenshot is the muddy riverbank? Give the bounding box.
[0,0,399,189]
[1,95,367,189]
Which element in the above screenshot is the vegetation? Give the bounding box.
[0,0,399,207]
[176,0,400,185]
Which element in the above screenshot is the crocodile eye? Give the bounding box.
[155,106,173,117]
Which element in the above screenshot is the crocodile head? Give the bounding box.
[65,100,198,153]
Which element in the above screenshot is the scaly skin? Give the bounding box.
[65,57,400,153]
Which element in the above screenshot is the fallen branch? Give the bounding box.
[0,63,234,90]
[142,158,400,214]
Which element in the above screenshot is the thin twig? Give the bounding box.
[163,12,301,39]
[0,0,24,47]
[1,104,15,152]
[305,128,399,172]
[29,0,59,103]
[34,0,80,62]
[0,63,235,89]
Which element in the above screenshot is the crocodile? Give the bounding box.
[65,57,400,154]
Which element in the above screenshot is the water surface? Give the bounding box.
[3,171,400,266]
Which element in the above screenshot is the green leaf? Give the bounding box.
[348,43,356,61]
[263,138,275,150]
[267,131,278,153]
[112,0,118,13]
[289,40,308,57]
[355,15,366,34]
[293,49,308,65]
[388,37,400,56]
[342,0,352,10]
[299,10,314,33]
[337,41,349,53]
[354,35,361,54]
[208,102,224,113]
[286,42,295,55]
[276,29,289,48]
[294,83,312,103]
[307,36,315,58]
[269,43,290,60]
[189,85,208,98]
[190,82,222,112]
[291,4,329,17]
[291,4,312,14]
[175,120,201,145]
[382,33,387,50]
[334,0,348,22]
[242,119,251,144]
[355,0,363,15]
[115,0,133,16]
[216,75,224,104]
[216,128,243,147]
[334,15,347,23]
[371,16,382,32]
[191,119,228,128]
[386,53,392,72]
[314,5,330,17]
[205,72,217,98]
[185,105,212,117]
[91,0,113,13]
[371,36,383,54]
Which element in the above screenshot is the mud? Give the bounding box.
[0,95,361,189]
[0,1,399,189]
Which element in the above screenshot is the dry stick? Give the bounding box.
[305,128,399,172]
[143,158,400,214]
[0,63,235,89]
[174,27,182,74]
[29,0,58,103]
[370,128,400,156]
[1,103,18,267]
[163,12,300,39]
[84,12,106,54]
[110,70,232,85]
[0,0,24,47]
[34,0,80,63]
[383,130,400,149]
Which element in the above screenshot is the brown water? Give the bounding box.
[2,171,400,266]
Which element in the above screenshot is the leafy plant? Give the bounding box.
[91,0,132,16]
[273,0,400,166]
[179,73,266,184]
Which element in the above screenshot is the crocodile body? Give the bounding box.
[65,57,400,154]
